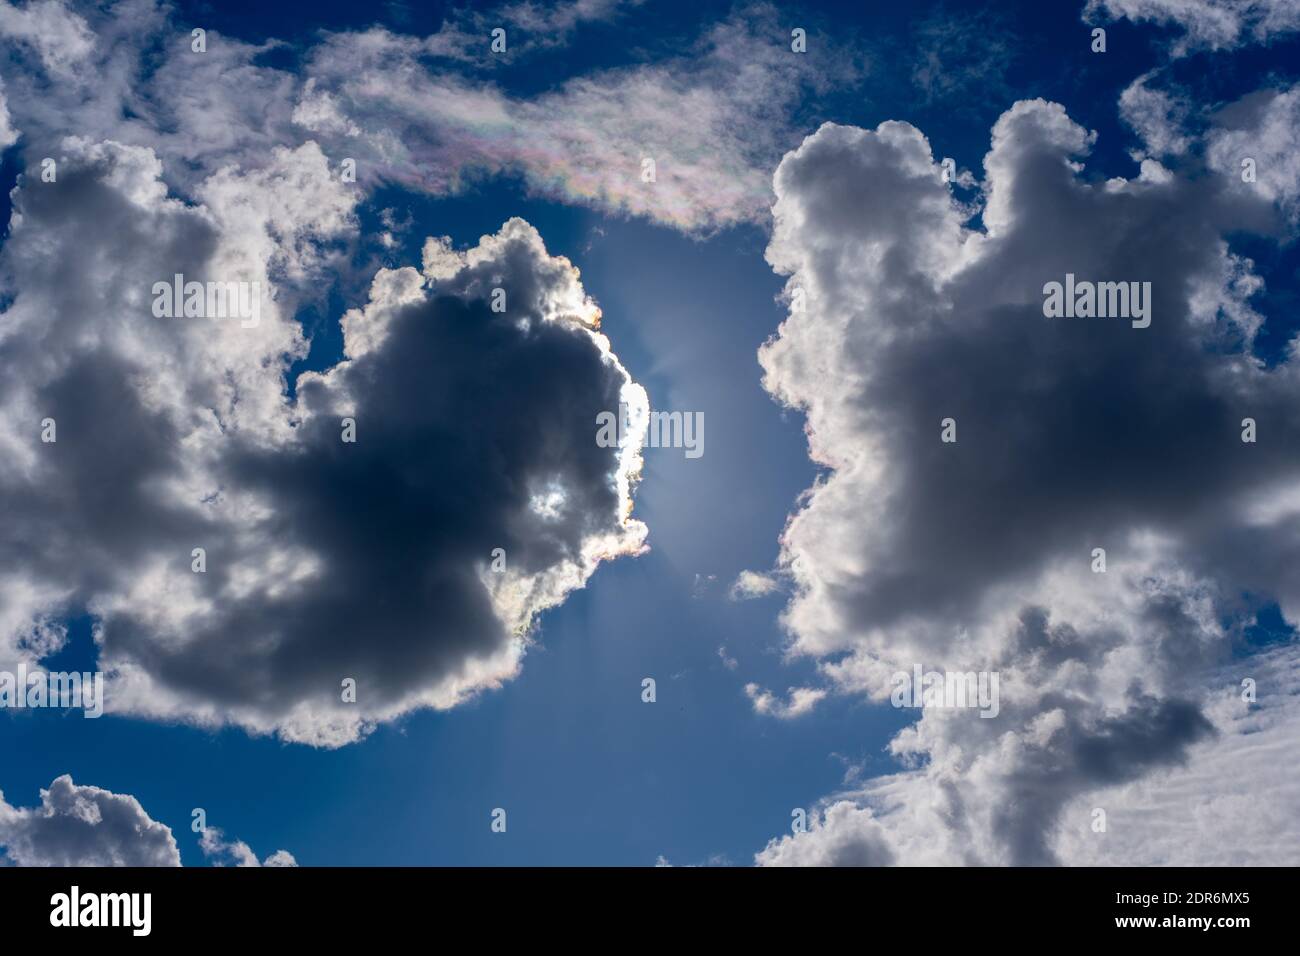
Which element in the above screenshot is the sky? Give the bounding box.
[0,0,1298,867]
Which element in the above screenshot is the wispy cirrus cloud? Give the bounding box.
[421,0,645,64]
[296,3,863,232]
[1085,0,1300,55]
[0,1,862,234]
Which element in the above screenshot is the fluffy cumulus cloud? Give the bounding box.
[756,801,896,867]
[0,130,647,745]
[0,6,651,745]
[744,681,826,719]
[753,99,1300,865]
[0,775,296,866]
[0,775,180,866]
[199,827,297,867]
[1086,0,1300,54]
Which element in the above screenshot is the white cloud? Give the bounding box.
[1055,643,1300,865]
[1206,84,1300,222]
[756,801,895,866]
[0,775,300,868]
[294,4,859,232]
[0,3,861,237]
[0,85,17,148]
[1086,0,1300,54]
[0,0,94,74]
[728,569,781,600]
[744,682,826,719]
[751,99,1300,864]
[199,827,298,867]
[1119,72,1192,157]
[759,642,1300,867]
[421,0,644,64]
[0,775,180,866]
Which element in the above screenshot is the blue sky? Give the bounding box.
[1,0,1298,867]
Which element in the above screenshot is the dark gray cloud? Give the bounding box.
[103,221,644,741]
[755,99,1300,865]
[0,133,646,744]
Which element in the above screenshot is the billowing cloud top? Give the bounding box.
[0,775,180,866]
[755,99,1300,864]
[0,774,295,866]
[0,130,647,745]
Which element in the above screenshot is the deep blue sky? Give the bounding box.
[2,0,1298,865]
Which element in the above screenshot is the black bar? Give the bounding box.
[0,866,1286,941]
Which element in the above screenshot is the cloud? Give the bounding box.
[752,100,1300,864]
[420,0,644,64]
[759,642,1300,867]
[199,827,297,867]
[1111,72,1300,225]
[1119,72,1192,158]
[295,3,861,232]
[728,569,780,600]
[1055,643,1300,865]
[744,682,826,719]
[0,86,16,148]
[0,0,94,75]
[0,130,647,744]
[1085,0,1300,54]
[909,5,1015,105]
[1206,84,1300,222]
[0,1,664,747]
[0,775,297,868]
[0,3,860,234]
[756,801,896,866]
[0,775,180,866]
[1115,72,1300,226]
